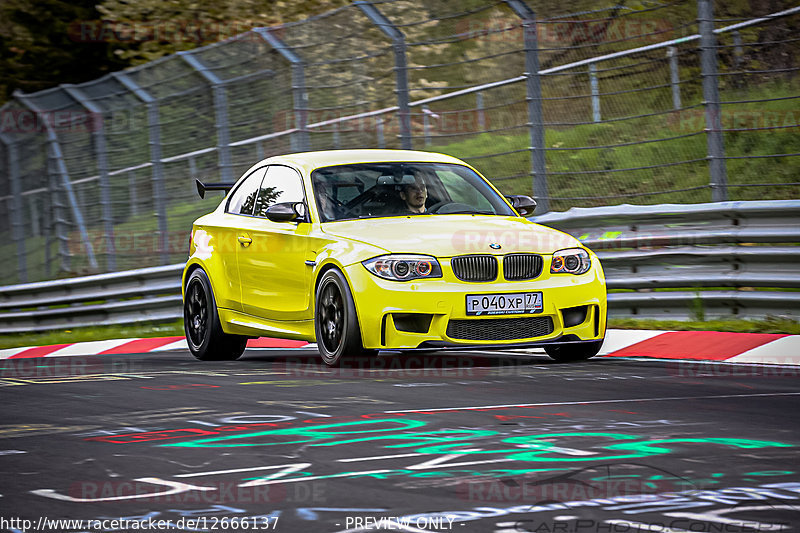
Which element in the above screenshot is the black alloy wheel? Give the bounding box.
[314,269,376,366]
[183,268,248,361]
[185,278,208,348]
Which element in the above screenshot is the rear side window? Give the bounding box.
[226,167,267,215]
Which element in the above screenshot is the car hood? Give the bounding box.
[321,215,581,257]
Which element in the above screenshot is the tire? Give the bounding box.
[184,268,248,361]
[544,339,604,362]
[314,269,375,366]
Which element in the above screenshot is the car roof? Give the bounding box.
[256,149,466,174]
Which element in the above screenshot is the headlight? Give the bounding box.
[363,254,442,281]
[550,248,591,275]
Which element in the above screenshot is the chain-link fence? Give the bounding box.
[0,0,798,284]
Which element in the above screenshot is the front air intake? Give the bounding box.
[446,316,554,341]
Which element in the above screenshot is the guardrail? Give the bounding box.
[0,200,798,333]
[534,200,800,320]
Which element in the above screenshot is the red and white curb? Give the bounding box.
[1,330,798,365]
[0,337,316,359]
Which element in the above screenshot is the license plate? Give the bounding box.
[466,292,543,316]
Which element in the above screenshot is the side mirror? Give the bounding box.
[265,202,305,222]
[505,195,537,217]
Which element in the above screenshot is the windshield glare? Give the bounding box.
[311,162,516,222]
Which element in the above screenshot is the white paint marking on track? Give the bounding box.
[383,392,800,413]
[337,453,432,463]
[175,462,311,479]
[45,339,139,357]
[238,469,394,487]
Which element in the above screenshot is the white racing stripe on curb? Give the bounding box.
[152,339,189,351]
[0,347,34,359]
[727,335,800,365]
[514,329,668,356]
[45,339,139,357]
[599,329,671,355]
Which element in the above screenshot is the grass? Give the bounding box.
[1,317,797,351]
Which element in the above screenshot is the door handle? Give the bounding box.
[237,235,252,247]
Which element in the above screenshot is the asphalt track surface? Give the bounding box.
[1,347,799,533]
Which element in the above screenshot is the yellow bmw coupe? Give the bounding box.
[183,149,606,365]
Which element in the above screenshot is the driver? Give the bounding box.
[399,173,428,214]
[315,180,339,221]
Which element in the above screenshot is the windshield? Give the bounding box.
[310,162,516,222]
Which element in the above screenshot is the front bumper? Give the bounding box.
[344,258,607,350]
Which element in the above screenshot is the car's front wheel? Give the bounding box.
[315,269,376,366]
[544,339,604,362]
[184,268,248,361]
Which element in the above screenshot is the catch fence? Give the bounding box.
[0,0,798,284]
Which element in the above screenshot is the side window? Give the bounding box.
[227,167,267,215]
[253,165,305,218]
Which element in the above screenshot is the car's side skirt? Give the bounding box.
[218,308,315,341]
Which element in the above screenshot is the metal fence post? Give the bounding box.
[589,63,601,123]
[732,30,744,69]
[667,46,682,110]
[476,92,486,131]
[0,133,27,282]
[376,116,385,148]
[355,1,412,150]
[254,28,309,152]
[698,0,728,202]
[14,91,98,271]
[731,30,745,89]
[29,196,40,237]
[112,73,170,265]
[179,52,233,181]
[507,0,548,212]
[46,144,70,274]
[332,123,341,149]
[128,170,138,217]
[422,105,432,146]
[62,85,116,271]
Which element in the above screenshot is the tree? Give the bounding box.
[0,0,126,102]
[96,0,353,65]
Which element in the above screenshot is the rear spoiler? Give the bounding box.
[196,179,234,199]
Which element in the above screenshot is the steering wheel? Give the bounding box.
[427,201,475,214]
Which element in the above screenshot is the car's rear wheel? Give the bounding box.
[544,339,604,362]
[315,269,376,366]
[184,269,247,361]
